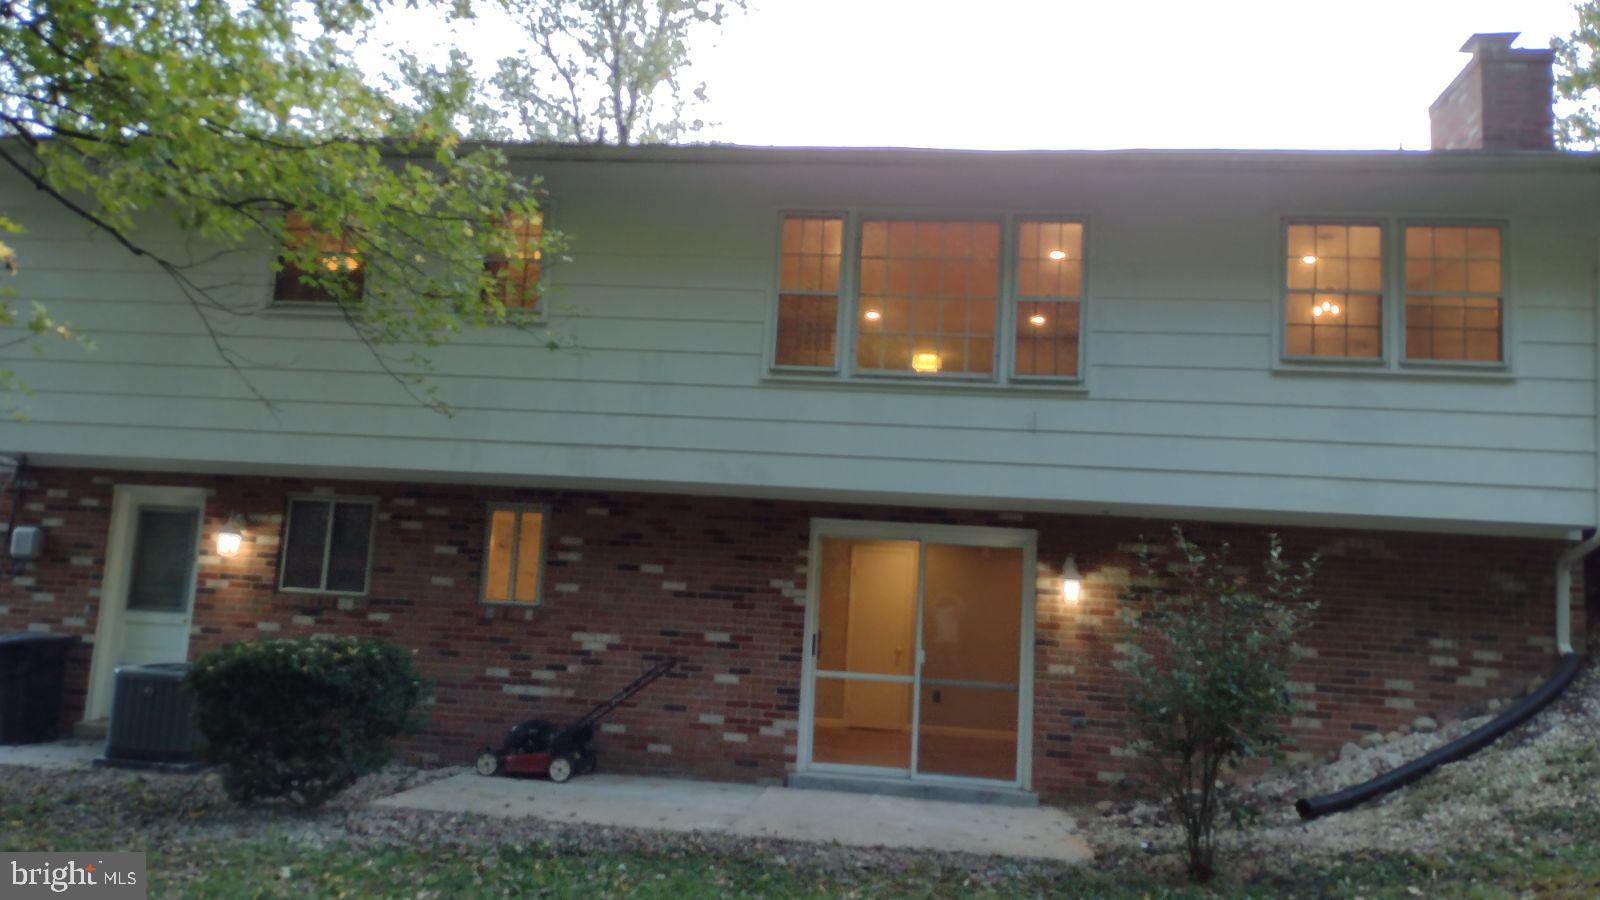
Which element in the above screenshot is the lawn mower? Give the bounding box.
[476,658,677,783]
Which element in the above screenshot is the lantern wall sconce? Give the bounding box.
[1062,555,1082,604]
[216,514,245,558]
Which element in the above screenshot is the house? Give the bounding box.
[0,33,1594,806]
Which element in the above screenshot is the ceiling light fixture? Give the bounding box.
[1048,250,1068,261]
[911,352,941,374]
[1028,314,1047,326]
[863,309,881,321]
[1301,255,1318,265]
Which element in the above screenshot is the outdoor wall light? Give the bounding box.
[1061,555,1082,604]
[216,514,245,558]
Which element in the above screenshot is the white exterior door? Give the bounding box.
[84,486,206,721]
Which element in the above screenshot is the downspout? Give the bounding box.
[1295,234,1600,821]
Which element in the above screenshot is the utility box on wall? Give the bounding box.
[7,526,44,561]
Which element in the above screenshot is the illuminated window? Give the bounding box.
[1014,220,1084,378]
[482,505,545,604]
[855,220,999,376]
[1284,223,1383,359]
[774,215,844,368]
[485,213,543,311]
[274,211,363,304]
[1403,225,1503,363]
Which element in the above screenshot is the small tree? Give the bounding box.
[1121,527,1318,883]
[186,636,428,809]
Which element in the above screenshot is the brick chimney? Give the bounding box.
[1429,33,1555,151]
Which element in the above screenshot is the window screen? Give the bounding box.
[1013,220,1084,378]
[280,497,375,594]
[125,507,200,612]
[486,212,543,311]
[774,215,844,368]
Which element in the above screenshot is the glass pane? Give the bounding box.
[815,538,916,676]
[1284,223,1383,359]
[811,676,912,770]
[1014,300,1080,377]
[513,511,543,602]
[281,499,330,590]
[855,220,999,375]
[325,502,373,593]
[1405,295,1502,362]
[775,294,837,367]
[125,508,200,612]
[918,543,1022,780]
[486,212,542,310]
[484,508,516,602]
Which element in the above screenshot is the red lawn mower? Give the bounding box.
[475,658,677,783]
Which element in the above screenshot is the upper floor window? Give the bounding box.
[485,213,543,312]
[274,211,364,304]
[1283,222,1383,360]
[771,212,1086,384]
[1403,225,1503,363]
[774,216,844,368]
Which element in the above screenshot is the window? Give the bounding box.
[771,212,1087,384]
[1014,220,1084,378]
[274,211,364,304]
[856,220,999,376]
[774,215,844,368]
[485,213,543,311]
[481,505,545,604]
[1283,222,1383,359]
[279,496,376,594]
[1404,225,1503,363]
[126,507,200,612]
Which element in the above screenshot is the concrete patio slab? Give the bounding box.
[377,772,1092,863]
[0,740,102,770]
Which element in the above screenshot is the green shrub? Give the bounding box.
[1121,527,1318,883]
[185,636,428,809]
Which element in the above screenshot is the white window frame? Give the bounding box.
[765,210,1090,388]
[277,494,378,596]
[478,502,549,607]
[1273,215,1514,378]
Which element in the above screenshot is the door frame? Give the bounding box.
[84,484,208,722]
[796,517,1038,791]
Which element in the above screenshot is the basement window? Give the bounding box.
[278,496,376,595]
[481,504,546,605]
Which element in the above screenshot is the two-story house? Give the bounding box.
[0,33,1594,806]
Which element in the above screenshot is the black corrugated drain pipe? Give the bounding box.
[1295,651,1584,820]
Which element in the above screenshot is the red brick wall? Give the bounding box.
[0,466,1583,804]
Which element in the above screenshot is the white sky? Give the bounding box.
[379,0,1585,151]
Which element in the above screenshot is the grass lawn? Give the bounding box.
[5,787,1600,899]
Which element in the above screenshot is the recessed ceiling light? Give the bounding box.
[1301,255,1318,265]
[1028,314,1047,326]
[863,309,881,321]
[1048,250,1068,261]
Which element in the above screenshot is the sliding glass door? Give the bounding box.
[803,522,1033,786]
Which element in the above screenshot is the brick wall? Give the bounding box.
[0,466,1582,804]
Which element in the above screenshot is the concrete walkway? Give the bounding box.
[0,740,102,770]
[378,772,1092,863]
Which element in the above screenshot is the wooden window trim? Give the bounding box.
[479,502,549,607]
[277,494,378,597]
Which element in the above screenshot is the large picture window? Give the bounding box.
[771,212,1086,384]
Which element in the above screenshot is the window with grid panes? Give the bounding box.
[1403,225,1503,363]
[855,220,1000,376]
[773,216,844,368]
[274,211,364,304]
[1283,222,1383,359]
[1013,220,1084,378]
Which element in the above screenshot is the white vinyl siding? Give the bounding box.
[0,155,1595,537]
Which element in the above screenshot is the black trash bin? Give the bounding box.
[0,633,79,744]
